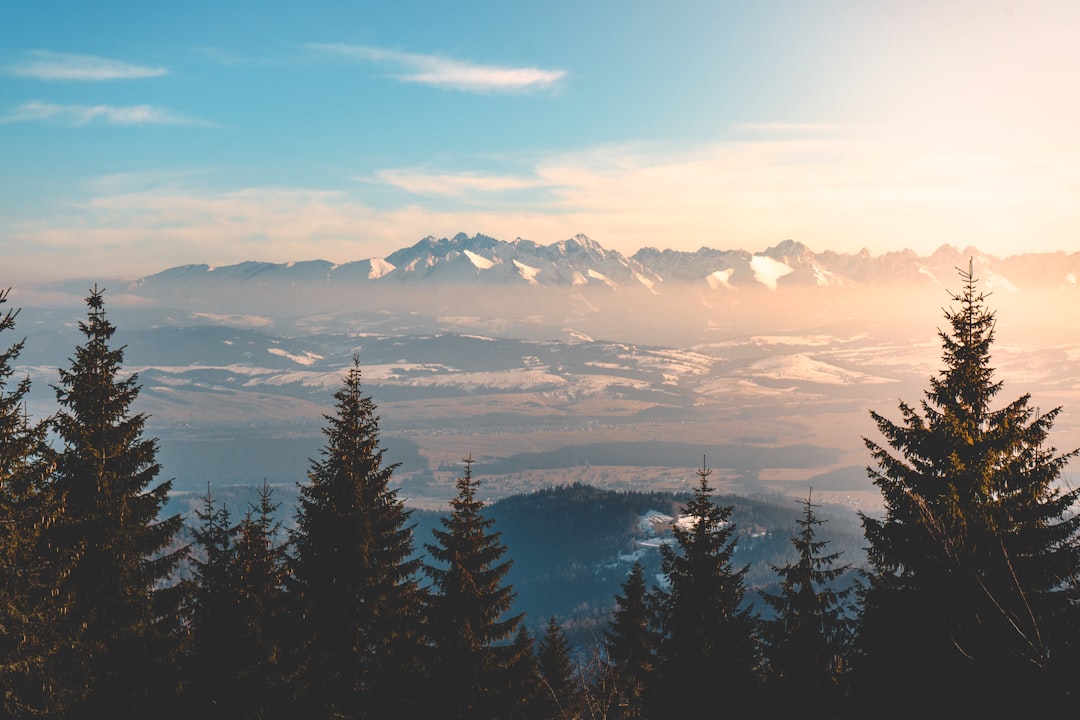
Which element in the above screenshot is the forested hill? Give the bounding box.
[409,482,866,644]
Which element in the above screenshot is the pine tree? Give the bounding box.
[289,357,425,719]
[0,289,75,717]
[603,561,657,719]
[857,262,1080,717]
[424,456,532,718]
[537,616,581,719]
[761,490,854,717]
[650,459,759,716]
[48,287,186,719]
[229,482,290,719]
[186,482,289,720]
[504,624,544,720]
[185,487,239,717]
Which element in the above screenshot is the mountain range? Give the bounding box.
[121,234,1080,295]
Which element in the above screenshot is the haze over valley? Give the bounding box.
[13,235,1080,513]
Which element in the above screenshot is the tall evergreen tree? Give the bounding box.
[650,460,759,716]
[537,616,581,720]
[603,561,657,719]
[289,357,425,719]
[185,488,239,716]
[0,290,75,717]
[424,457,533,718]
[186,482,289,720]
[504,623,544,720]
[49,287,185,719]
[761,490,854,717]
[857,263,1080,717]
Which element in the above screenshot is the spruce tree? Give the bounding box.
[186,482,288,720]
[504,624,543,720]
[651,460,759,716]
[0,290,75,717]
[761,490,854,717]
[185,488,239,717]
[857,262,1080,717]
[289,357,425,719]
[49,287,185,719]
[603,561,657,719]
[229,481,290,719]
[424,457,532,718]
[537,616,581,719]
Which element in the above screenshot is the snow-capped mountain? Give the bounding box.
[121,233,1080,297]
[381,232,662,289]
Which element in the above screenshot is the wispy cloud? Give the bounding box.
[308,43,566,93]
[6,50,167,81]
[366,168,545,197]
[2,100,208,126]
[733,122,860,134]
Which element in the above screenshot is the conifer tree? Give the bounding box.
[603,561,657,719]
[858,263,1080,717]
[537,616,581,719]
[424,457,532,718]
[0,290,75,717]
[289,357,425,719]
[186,482,289,720]
[49,287,185,719]
[651,460,759,716]
[185,488,239,716]
[504,624,543,720]
[761,490,854,717]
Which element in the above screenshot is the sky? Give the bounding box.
[3,0,1080,282]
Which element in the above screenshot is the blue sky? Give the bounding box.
[3,1,1079,281]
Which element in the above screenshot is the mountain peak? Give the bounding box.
[125,233,1080,297]
[764,239,811,258]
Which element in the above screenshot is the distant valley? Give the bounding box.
[11,235,1080,513]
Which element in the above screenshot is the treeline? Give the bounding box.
[1,264,1079,719]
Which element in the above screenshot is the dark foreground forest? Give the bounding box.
[1,266,1079,719]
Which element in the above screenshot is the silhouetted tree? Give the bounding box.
[504,624,544,720]
[0,290,75,717]
[538,616,581,719]
[650,460,759,716]
[857,262,1080,718]
[761,490,854,717]
[186,482,288,720]
[424,457,532,718]
[289,358,425,719]
[49,287,186,719]
[603,561,657,718]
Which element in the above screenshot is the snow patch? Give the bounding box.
[706,268,736,290]
[513,259,541,286]
[638,510,675,534]
[267,347,324,366]
[563,329,594,343]
[587,268,617,289]
[367,258,395,279]
[191,312,273,327]
[740,354,895,385]
[632,271,656,290]
[749,255,794,290]
[464,249,495,270]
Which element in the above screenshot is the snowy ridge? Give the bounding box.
[128,234,1080,295]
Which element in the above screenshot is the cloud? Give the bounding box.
[6,50,167,81]
[6,130,1079,283]
[2,100,209,127]
[366,168,545,197]
[733,123,861,134]
[308,43,566,93]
